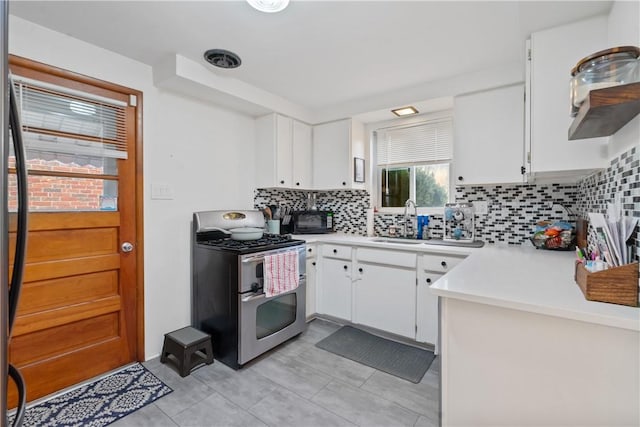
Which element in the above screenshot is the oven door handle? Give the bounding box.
[241,246,305,264]
[241,293,266,303]
[242,256,264,265]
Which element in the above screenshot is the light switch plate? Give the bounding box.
[151,183,174,200]
[474,201,488,215]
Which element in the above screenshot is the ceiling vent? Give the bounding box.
[203,49,242,69]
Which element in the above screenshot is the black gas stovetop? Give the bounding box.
[197,234,304,254]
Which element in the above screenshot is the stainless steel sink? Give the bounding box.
[372,238,424,245]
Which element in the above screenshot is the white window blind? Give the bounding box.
[12,76,128,159]
[376,118,453,166]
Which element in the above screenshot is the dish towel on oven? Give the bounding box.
[264,251,299,297]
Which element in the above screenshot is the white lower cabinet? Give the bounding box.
[318,257,352,321]
[305,244,317,319]
[416,269,442,346]
[353,263,416,339]
[314,242,466,346]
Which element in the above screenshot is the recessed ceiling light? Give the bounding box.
[391,106,419,117]
[247,0,290,13]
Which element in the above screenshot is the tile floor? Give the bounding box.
[113,319,440,427]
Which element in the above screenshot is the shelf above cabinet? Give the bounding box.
[568,82,640,140]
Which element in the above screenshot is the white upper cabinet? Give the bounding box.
[255,113,312,189]
[312,119,366,190]
[527,16,609,177]
[453,84,525,185]
[292,119,313,189]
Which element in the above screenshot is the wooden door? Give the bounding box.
[6,56,143,406]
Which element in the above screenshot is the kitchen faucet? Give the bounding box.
[403,199,417,238]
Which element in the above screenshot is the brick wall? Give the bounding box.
[8,157,106,211]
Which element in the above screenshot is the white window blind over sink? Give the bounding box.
[376,118,453,166]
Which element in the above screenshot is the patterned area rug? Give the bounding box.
[9,363,172,427]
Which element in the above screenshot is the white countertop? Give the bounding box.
[294,234,640,331]
[293,233,479,256]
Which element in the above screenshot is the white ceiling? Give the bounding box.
[10,0,613,121]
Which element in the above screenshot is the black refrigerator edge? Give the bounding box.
[1,1,28,425]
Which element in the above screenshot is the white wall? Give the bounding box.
[9,16,257,359]
[607,1,640,158]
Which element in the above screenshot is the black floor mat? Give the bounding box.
[315,325,435,383]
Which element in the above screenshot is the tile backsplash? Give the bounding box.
[575,146,639,263]
[254,145,638,259]
[375,183,579,243]
[254,188,370,235]
[453,183,579,244]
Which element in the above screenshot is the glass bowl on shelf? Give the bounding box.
[570,46,639,116]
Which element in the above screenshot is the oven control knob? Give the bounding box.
[251,282,259,292]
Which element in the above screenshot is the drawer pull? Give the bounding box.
[343,265,348,270]
[333,249,338,254]
[308,248,312,252]
[312,262,316,266]
[441,261,447,267]
[426,278,432,284]
[358,267,363,273]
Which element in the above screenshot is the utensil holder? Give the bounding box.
[574,262,639,307]
[267,220,280,235]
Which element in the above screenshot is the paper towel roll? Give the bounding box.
[366,208,374,236]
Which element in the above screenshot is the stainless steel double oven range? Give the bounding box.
[192,210,307,369]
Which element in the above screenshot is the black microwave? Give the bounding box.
[290,210,334,234]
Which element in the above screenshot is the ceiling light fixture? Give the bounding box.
[247,0,290,13]
[391,106,419,117]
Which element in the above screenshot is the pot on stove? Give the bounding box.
[228,227,264,240]
[207,226,263,240]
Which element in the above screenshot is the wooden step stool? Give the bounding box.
[161,326,214,377]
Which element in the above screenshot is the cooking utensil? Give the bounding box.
[263,206,272,220]
[282,206,291,225]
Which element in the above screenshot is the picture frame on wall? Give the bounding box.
[354,157,365,183]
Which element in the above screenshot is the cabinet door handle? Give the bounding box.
[333,249,337,254]
[426,278,432,284]
[280,180,285,184]
[343,265,348,270]
[342,181,346,186]
[312,262,316,266]
[441,261,447,267]
[296,182,300,186]
[358,267,363,273]
[308,248,312,252]
[457,176,464,182]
